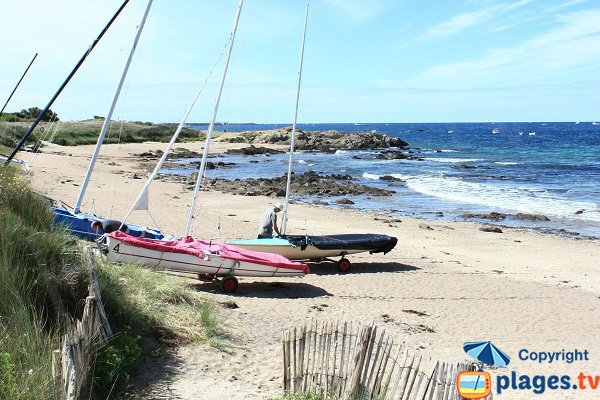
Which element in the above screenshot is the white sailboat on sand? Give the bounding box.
[227,5,397,272]
[101,0,309,293]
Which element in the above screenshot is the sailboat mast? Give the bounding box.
[281,4,309,235]
[0,53,38,117]
[74,0,154,213]
[4,0,130,164]
[184,0,244,237]
[120,44,221,226]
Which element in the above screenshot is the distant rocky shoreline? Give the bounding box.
[213,127,410,153]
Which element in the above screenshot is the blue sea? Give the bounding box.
[169,122,600,238]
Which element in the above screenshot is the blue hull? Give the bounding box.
[54,207,164,241]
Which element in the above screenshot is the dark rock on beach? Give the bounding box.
[191,170,395,198]
[335,198,355,205]
[462,212,550,222]
[452,165,478,170]
[376,151,408,160]
[479,226,503,233]
[462,212,507,220]
[225,145,285,155]
[188,161,236,170]
[134,147,203,159]
[379,175,404,182]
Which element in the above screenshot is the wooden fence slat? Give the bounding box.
[281,322,484,400]
[387,347,409,400]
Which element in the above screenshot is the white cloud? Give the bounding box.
[421,9,496,40]
[419,0,535,41]
[543,0,588,13]
[405,9,600,90]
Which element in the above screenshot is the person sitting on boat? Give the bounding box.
[257,202,283,238]
[91,219,128,234]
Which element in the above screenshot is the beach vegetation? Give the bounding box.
[0,118,204,148]
[98,261,224,344]
[0,107,59,122]
[0,166,88,399]
[95,261,226,395]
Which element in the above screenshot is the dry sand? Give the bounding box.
[18,142,600,400]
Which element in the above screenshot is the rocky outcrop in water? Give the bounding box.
[216,127,409,152]
[225,145,285,155]
[188,170,394,198]
[461,212,550,222]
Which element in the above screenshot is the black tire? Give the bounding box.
[337,258,351,272]
[220,276,239,293]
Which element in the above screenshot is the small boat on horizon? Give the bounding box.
[492,128,500,134]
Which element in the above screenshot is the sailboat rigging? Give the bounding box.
[0,53,38,117]
[102,0,309,293]
[53,0,164,241]
[227,4,398,271]
[5,0,131,165]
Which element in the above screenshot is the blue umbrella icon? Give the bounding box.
[464,341,511,367]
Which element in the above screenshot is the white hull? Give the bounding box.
[231,242,364,260]
[105,236,306,277]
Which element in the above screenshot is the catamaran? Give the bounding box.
[101,0,310,292]
[227,5,398,271]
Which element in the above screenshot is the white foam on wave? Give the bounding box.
[404,175,600,222]
[440,149,458,153]
[495,161,519,165]
[427,157,481,163]
[362,172,381,180]
[297,160,306,164]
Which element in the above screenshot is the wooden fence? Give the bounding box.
[52,247,112,400]
[282,321,492,400]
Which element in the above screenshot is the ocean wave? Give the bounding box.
[427,157,481,163]
[495,162,519,165]
[404,175,600,222]
[362,172,380,180]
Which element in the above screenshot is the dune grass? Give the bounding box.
[0,119,204,148]
[0,166,224,398]
[0,166,88,399]
[95,261,226,397]
[98,261,225,347]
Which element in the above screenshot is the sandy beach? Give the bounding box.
[19,141,600,399]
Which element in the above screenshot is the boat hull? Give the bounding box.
[228,234,398,261]
[54,207,164,241]
[228,238,364,259]
[105,235,307,278]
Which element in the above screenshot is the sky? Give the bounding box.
[1,0,599,123]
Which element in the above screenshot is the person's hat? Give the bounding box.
[274,202,284,210]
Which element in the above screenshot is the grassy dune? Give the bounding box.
[0,166,222,398]
[0,118,204,148]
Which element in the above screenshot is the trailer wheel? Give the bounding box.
[221,276,239,293]
[337,258,351,273]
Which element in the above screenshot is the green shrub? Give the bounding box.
[93,333,142,398]
[0,352,17,399]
